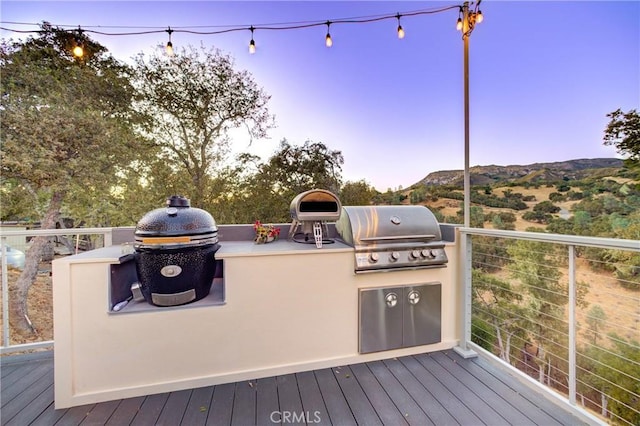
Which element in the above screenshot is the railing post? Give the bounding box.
[104,229,112,247]
[568,245,576,405]
[454,231,477,358]
[1,236,10,348]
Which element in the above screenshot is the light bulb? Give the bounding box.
[72,44,83,58]
[456,17,463,31]
[476,10,484,23]
[325,33,333,47]
[397,25,405,39]
[249,39,256,54]
[166,41,173,56]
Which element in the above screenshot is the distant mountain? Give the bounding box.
[414,158,623,188]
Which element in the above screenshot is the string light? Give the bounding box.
[457,0,483,37]
[72,26,84,58]
[0,4,471,56]
[248,26,256,54]
[325,21,332,47]
[165,27,173,56]
[396,14,405,39]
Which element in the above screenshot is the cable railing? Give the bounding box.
[459,227,640,426]
[0,227,115,354]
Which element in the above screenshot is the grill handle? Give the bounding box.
[359,234,437,243]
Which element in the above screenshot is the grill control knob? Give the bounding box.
[389,251,400,262]
[410,250,420,260]
[429,249,438,259]
[421,249,431,258]
[369,253,379,263]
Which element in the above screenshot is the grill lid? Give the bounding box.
[134,195,218,248]
[336,205,442,246]
[336,205,447,272]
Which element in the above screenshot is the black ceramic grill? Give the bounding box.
[134,195,219,306]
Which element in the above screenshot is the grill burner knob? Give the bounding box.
[429,249,438,259]
[421,249,431,258]
[389,251,400,262]
[410,250,420,260]
[369,253,379,263]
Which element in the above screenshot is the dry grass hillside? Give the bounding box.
[406,177,638,231]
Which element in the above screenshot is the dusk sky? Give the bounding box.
[1,1,638,191]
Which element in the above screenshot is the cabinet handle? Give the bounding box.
[385,292,398,308]
[408,290,421,305]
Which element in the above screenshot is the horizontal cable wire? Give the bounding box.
[575,379,639,426]
[580,313,640,336]
[575,375,640,422]
[473,276,572,314]
[473,306,570,351]
[576,351,640,386]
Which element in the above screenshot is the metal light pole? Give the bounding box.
[463,2,471,228]
[455,1,483,359]
[461,1,482,227]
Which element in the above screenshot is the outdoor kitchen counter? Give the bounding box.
[216,239,354,257]
[53,238,461,408]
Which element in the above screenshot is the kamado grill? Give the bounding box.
[133,195,219,307]
[336,205,448,273]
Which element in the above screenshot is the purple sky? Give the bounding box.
[1,1,638,191]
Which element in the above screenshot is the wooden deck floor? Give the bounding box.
[1,350,586,426]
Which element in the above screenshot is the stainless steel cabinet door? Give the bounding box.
[403,283,441,347]
[359,287,403,353]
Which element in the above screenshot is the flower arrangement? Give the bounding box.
[253,220,281,244]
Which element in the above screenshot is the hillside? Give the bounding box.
[414,158,623,188]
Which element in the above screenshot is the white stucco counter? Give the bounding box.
[53,237,461,408]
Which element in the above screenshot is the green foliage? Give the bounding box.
[409,186,427,204]
[472,236,510,272]
[523,210,552,224]
[208,140,344,224]
[578,334,640,424]
[534,201,561,214]
[340,180,377,206]
[1,24,142,227]
[471,318,495,352]
[604,108,640,177]
[548,192,566,202]
[584,305,606,345]
[130,43,274,209]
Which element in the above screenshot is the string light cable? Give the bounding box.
[0,4,481,53]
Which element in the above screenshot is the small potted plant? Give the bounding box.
[253,220,281,244]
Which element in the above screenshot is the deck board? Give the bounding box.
[413,354,508,425]
[442,350,570,425]
[130,392,169,426]
[156,389,191,425]
[1,361,51,404]
[349,363,408,426]
[276,374,304,426]
[295,371,329,426]
[314,368,357,426]
[430,351,536,426]
[104,397,145,426]
[181,386,214,426]
[255,377,279,426]
[0,349,589,426]
[231,381,256,426]
[367,360,433,426]
[78,399,120,425]
[333,365,382,426]
[205,382,234,426]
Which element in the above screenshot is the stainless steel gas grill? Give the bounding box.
[336,205,448,273]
